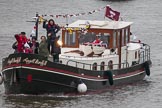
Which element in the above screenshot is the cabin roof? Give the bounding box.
[67,20,133,30]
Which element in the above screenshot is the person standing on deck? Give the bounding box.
[12,35,19,53]
[28,36,39,54]
[13,32,29,53]
[39,36,49,58]
[52,36,61,63]
[20,32,28,45]
[43,19,60,57]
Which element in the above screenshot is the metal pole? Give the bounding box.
[35,12,39,40]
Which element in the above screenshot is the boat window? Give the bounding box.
[125,28,129,43]
[138,50,140,58]
[108,60,113,69]
[101,33,110,48]
[65,31,76,46]
[79,32,96,44]
[117,31,120,47]
[79,32,109,48]
[135,51,137,59]
[92,62,97,70]
[113,31,117,48]
[122,29,125,46]
[59,60,62,64]
[100,62,105,70]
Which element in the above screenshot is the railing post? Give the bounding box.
[83,64,85,69]
[76,62,77,68]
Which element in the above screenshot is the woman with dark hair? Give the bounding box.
[39,36,49,58]
[43,19,60,56]
[31,36,39,54]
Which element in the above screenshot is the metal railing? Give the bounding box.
[138,43,151,63]
[65,43,151,71]
[66,59,129,71]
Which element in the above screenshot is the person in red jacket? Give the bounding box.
[14,34,24,53]
[14,32,29,53]
[93,36,101,44]
[20,32,28,45]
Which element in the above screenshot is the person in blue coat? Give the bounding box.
[43,19,60,56]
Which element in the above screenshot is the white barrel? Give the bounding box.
[77,83,87,93]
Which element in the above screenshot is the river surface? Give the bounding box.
[0,0,162,108]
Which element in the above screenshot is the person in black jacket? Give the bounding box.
[28,36,39,54]
[12,41,18,53]
[43,19,60,56]
[52,36,61,63]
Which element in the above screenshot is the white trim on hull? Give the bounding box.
[2,66,145,82]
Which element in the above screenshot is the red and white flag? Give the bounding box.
[105,5,120,21]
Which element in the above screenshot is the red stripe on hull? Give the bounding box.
[2,63,145,80]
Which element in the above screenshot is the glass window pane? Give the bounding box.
[65,31,76,46]
[113,31,117,48]
[125,28,129,43]
[122,29,125,46]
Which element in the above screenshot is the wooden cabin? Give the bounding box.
[60,20,133,69]
[61,20,132,49]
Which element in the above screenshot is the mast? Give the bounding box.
[35,12,39,40]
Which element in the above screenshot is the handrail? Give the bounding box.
[66,59,129,70]
[61,54,116,60]
[138,43,151,63]
[66,43,151,71]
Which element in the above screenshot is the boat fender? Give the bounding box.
[105,71,113,85]
[144,62,150,76]
[77,80,87,93]
[0,73,4,85]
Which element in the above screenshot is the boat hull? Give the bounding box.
[1,53,151,95]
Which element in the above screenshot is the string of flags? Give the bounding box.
[38,5,120,22]
[31,5,121,36]
[40,6,106,18]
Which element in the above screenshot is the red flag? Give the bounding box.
[105,5,120,21]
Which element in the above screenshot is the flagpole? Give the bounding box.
[66,15,69,27]
[35,12,39,40]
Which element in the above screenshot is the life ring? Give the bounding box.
[144,62,150,76]
[104,71,113,85]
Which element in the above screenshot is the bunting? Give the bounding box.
[31,5,121,36]
[39,5,121,21]
[40,6,106,18]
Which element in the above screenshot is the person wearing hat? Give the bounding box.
[43,19,60,56]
